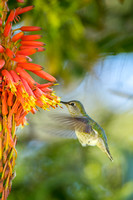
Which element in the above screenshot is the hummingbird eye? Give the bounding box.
[69,102,75,106]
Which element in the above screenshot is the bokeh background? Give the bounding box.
[9,0,133,199]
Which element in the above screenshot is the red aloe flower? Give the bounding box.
[0,1,60,199]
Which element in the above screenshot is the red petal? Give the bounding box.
[20,26,41,31]
[32,70,57,82]
[4,23,12,37]
[10,70,21,83]
[7,92,14,107]
[2,91,8,115]
[21,77,35,96]
[6,48,15,59]
[33,87,43,98]
[15,66,35,86]
[2,69,14,83]
[0,45,5,53]
[20,46,45,52]
[16,48,37,56]
[37,82,54,88]
[6,9,16,24]
[0,60,5,69]
[12,55,28,63]
[17,63,43,71]
[17,6,34,15]
[12,31,24,42]
[20,41,45,46]
[21,34,42,41]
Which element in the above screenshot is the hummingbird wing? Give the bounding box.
[47,114,93,135]
[40,114,93,140]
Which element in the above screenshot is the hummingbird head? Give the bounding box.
[61,100,87,117]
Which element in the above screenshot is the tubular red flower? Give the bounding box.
[12,32,24,42]
[20,41,45,46]
[21,34,42,41]
[16,6,34,15]
[20,26,42,31]
[32,70,57,82]
[0,60,5,69]
[2,91,8,115]
[21,77,35,96]
[6,10,16,24]
[6,48,15,59]
[4,23,12,37]
[15,66,36,86]
[20,46,45,52]
[17,63,43,71]
[7,92,14,107]
[10,70,21,83]
[37,82,54,88]
[2,69,14,83]
[0,45,4,53]
[12,55,28,63]
[16,48,37,56]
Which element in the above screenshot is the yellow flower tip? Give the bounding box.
[21,121,28,128]
[53,83,59,86]
[10,83,17,93]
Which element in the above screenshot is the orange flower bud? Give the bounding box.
[2,69,14,83]
[41,88,53,93]
[0,60,5,69]
[21,34,42,41]
[7,92,14,107]
[4,23,12,37]
[20,26,41,31]
[20,41,45,46]
[16,6,34,15]
[20,46,45,52]
[16,48,37,56]
[12,31,24,42]
[10,70,21,83]
[6,48,15,59]
[12,55,28,63]
[6,9,16,24]
[9,99,20,115]
[38,82,54,88]
[15,105,24,121]
[2,91,8,115]
[15,67,35,86]
[21,77,35,96]
[17,63,43,71]
[33,87,43,98]
[0,45,4,53]
[32,70,57,82]
[16,112,27,126]
[8,99,20,128]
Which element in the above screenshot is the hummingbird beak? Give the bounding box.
[60,101,68,105]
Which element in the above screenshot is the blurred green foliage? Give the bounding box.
[10,0,133,83]
[8,0,133,200]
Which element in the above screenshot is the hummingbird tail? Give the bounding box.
[105,148,113,162]
[97,139,113,162]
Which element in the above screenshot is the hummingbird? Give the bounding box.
[59,100,113,161]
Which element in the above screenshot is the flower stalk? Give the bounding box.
[0,0,60,199]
